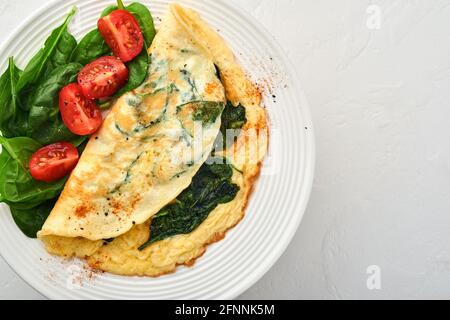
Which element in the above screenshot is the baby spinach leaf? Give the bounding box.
[70,29,111,65]
[0,148,10,203]
[0,136,66,205]
[16,7,77,94]
[192,101,225,124]
[139,160,240,250]
[0,58,28,138]
[10,199,56,238]
[220,101,247,133]
[46,30,77,74]
[29,117,84,146]
[27,63,82,132]
[0,59,83,146]
[101,5,117,17]
[213,101,247,152]
[76,138,89,154]
[115,48,149,97]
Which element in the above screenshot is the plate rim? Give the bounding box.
[0,0,316,300]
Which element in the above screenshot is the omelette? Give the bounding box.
[39,3,269,277]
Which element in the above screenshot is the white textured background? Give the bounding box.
[1,0,450,300]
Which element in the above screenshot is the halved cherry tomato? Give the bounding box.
[29,142,79,183]
[77,56,129,100]
[59,83,103,136]
[98,9,144,62]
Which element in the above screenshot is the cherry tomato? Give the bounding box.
[59,83,103,136]
[29,142,79,183]
[77,56,129,100]
[98,9,144,62]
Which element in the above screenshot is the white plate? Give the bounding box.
[0,0,315,299]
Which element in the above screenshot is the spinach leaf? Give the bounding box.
[0,148,9,203]
[115,48,149,97]
[214,101,247,152]
[192,101,225,124]
[46,29,77,73]
[70,29,110,65]
[0,136,66,205]
[16,7,77,94]
[139,160,239,250]
[0,58,27,138]
[30,118,85,146]
[10,199,56,238]
[27,63,82,132]
[0,59,83,146]
[76,138,89,154]
[101,5,117,17]
[220,101,247,133]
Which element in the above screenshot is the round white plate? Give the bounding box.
[0,0,315,299]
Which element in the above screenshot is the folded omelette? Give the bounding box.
[39,4,269,277]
